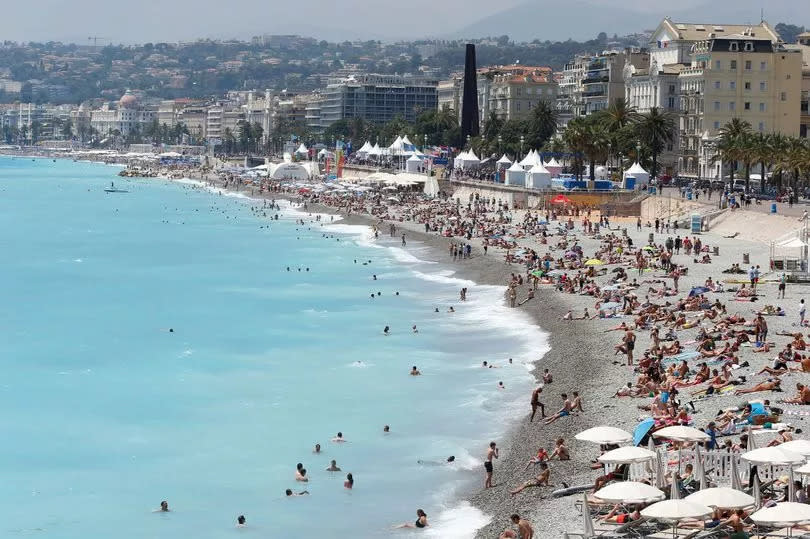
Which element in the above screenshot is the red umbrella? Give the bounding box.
[551,194,572,204]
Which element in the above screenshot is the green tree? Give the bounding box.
[61,118,73,139]
[524,100,557,151]
[633,107,676,181]
[716,118,752,182]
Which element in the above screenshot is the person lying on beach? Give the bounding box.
[393,509,428,529]
[601,504,642,524]
[735,378,781,395]
[510,463,551,496]
[592,463,630,492]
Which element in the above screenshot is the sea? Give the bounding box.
[0,156,549,538]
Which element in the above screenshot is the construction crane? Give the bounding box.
[87,36,110,47]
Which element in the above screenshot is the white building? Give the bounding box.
[89,91,156,137]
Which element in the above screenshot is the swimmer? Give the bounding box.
[153,500,170,512]
[498,381,505,389]
[326,459,341,471]
[448,306,455,313]
[332,432,346,443]
[373,275,377,280]
[412,325,418,333]
[394,509,428,529]
[295,468,308,482]
[236,515,246,528]
[344,473,354,489]
[434,307,440,313]
[285,489,309,496]
[313,443,321,454]
[384,425,390,433]
[384,325,390,335]
[410,366,421,376]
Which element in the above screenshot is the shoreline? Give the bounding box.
[171,172,623,537]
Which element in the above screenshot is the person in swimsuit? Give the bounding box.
[485,441,498,488]
[510,462,550,496]
[544,394,572,424]
[331,432,346,442]
[499,514,534,539]
[394,509,428,529]
[153,500,170,512]
[285,489,309,496]
[410,366,421,376]
[344,473,353,489]
[530,387,545,421]
[326,460,341,471]
[236,515,246,528]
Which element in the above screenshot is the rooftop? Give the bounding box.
[659,19,780,43]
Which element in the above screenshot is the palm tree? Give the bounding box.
[717,118,752,182]
[633,108,676,181]
[602,99,637,132]
[562,117,588,180]
[525,100,558,151]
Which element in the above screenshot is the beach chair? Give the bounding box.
[749,527,796,538]
[645,529,700,539]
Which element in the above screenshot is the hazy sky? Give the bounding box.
[1,0,797,44]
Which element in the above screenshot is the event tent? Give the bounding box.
[527,163,552,189]
[505,161,526,186]
[624,162,649,187]
[405,154,423,173]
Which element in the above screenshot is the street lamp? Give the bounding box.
[519,135,525,160]
[607,142,612,177]
[497,135,502,156]
[466,134,471,149]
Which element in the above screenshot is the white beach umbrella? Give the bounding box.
[747,426,757,450]
[753,473,762,509]
[641,499,712,521]
[694,445,707,490]
[575,426,632,445]
[731,456,743,491]
[598,446,656,464]
[652,426,710,442]
[685,488,755,509]
[794,462,810,475]
[741,447,805,466]
[593,481,665,504]
[750,502,810,526]
[781,440,810,457]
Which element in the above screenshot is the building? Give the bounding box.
[792,31,810,138]
[319,73,438,128]
[557,54,591,127]
[89,91,157,137]
[676,30,802,180]
[305,96,324,135]
[487,66,557,122]
[437,73,463,122]
[582,50,648,116]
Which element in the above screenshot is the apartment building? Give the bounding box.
[487,66,557,122]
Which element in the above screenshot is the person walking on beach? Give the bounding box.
[530,386,545,422]
[779,273,787,299]
[401,233,406,246]
[485,441,499,488]
[800,299,806,327]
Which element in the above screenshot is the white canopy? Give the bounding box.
[575,426,633,445]
[546,157,562,168]
[641,500,712,521]
[593,482,665,504]
[464,150,479,162]
[269,162,312,180]
[685,488,755,509]
[777,237,809,249]
[295,143,308,154]
[652,426,710,442]
[496,154,512,165]
[598,446,656,464]
[368,143,382,156]
[389,136,404,151]
[527,163,552,189]
[518,151,535,167]
[741,446,805,465]
[624,161,650,187]
[626,162,648,175]
[357,141,373,154]
[505,161,527,186]
[796,462,810,475]
[401,135,414,147]
[751,502,810,526]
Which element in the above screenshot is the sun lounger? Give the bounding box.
[645,529,700,539]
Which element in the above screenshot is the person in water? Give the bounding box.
[326,459,341,471]
[395,509,428,529]
[285,489,309,496]
[236,515,246,528]
[344,473,354,489]
[384,325,390,335]
[410,366,421,376]
[332,432,346,443]
[154,500,170,512]
[313,443,321,454]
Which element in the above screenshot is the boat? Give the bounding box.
[104,182,129,193]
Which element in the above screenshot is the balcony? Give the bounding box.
[582,90,606,98]
[582,75,609,84]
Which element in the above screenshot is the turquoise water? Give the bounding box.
[0,157,547,538]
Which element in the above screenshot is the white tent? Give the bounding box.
[518,151,535,168]
[405,154,423,173]
[505,161,526,186]
[389,136,404,152]
[624,162,649,187]
[356,141,372,156]
[456,150,480,169]
[527,163,552,189]
[545,157,563,177]
[295,143,308,155]
[368,143,382,156]
[401,135,414,147]
[496,154,512,169]
[269,162,311,180]
[423,176,440,197]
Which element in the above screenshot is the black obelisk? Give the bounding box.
[460,43,479,140]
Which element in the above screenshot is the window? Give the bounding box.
[668,97,675,109]
[760,61,767,70]
[781,92,787,101]
[516,102,521,111]
[744,42,754,52]
[745,60,752,70]
[760,81,767,91]
[744,102,751,110]
[714,121,720,129]
[516,87,522,96]
[669,84,676,94]
[729,101,736,111]
[759,102,765,112]
[758,121,765,131]
[729,81,736,90]
[730,60,737,70]
[787,74,792,80]
[714,101,721,111]
[714,80,721,89]
[729,42,739,52]
[715,60,722,69]
[744,81,751,90]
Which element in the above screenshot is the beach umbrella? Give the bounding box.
[599,446,656,464]
[781,440,810,457]
[689,286,710,297]
[753,473,762,509]
[530,270,545,278]
[731,456,743,491]
[653,426,710,443]
[640,499,712,538]
[551,194,572,204]
[686,487,755,509]
[741,447,805,466]
[747,426,757,450]
[694,445,707,490]
[575,426,633,445]
[585,258,604,266]
[656,446,668,489]
[794,462,810,475]
[581,492,595,537]
[634,418,656,447]
[593,481,666,504]
[671,469,681,499]
[750,502,810,527]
